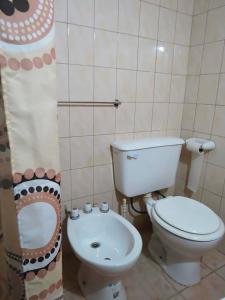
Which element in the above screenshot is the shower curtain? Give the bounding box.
[0,1,63,299]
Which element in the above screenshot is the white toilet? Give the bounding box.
[67,204,142,300]
[112,137,225,286]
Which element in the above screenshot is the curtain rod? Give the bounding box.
[58,99,122,108]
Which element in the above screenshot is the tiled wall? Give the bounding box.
[175,0,225,251]
[55,0,193,220]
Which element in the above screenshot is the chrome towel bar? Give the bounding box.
[58,99,122,108]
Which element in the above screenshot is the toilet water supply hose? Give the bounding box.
[130,191,166,214]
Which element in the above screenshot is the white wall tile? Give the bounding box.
[208,136,225,168]
[118,0,140,35]
[188,45,204,75]
[68,0,94,27]
[94,165,114,194]
[182,104,196,130]
[69,25,94,65]
[95,0,118,31]
[55,0,67,22]
[59,138,70,171]
[152,103,169,131]
[138,38,157,72]
[204,163,225,196]
[170,75,186,103]
[193,0,209,15]
[167,103,183,130]
[94,107,115,135]
[61,170,72,202]
[217,74,225,105]
[94,134,114,165]
[116,103,135,133]
[205,6,225,43]
[69,65,93,101]
[173,45,189,75]
[160,0,177,10]
[202,190,222,214]
[212,106,225,137]
[94,30,117,67]
[58,107,70,137]
[185,76,200,102]
[177,0,194,14]
[140,2,159,39]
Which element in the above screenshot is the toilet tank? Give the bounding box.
[112,137,184,197]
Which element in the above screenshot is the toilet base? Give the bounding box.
[78,263,127,300]
[148,234,201,286]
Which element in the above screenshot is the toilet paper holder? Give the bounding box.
[186,138,215,153]
[185,138,215,193]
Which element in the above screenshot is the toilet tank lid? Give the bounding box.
[112,137,184,151]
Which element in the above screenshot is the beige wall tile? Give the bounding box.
[160,0,177,10]
[205,6,225,43]
[140,2,159,39]
[208,135,225,168]
[191,14,207,46]
[202,190,222,214]
[138,38,157,72]
[61,170,72,202]
[154,73,171,102]
[193,0,209,15]
[55,0,67,22]
[173,45,189,75]
[152,103,169,131]
[134,103,153,132]
[70,136,94,169]
[136,72,155,101]
[158,7,176,43]
[188,45,204,75]
[94,165,114,194]
[58,107,70,137]
[94,134,114,165]
[167,103,183,130]
[182,104,196,130]
[94,67,116,101]
[69,25,94,65]
[117,70,137,102]
[69,65,93,101]
[198,74,219,105]
[204,163,225,196]
[59,138,70,171]
[117,34,138,69]
[94,30,117,67]
[68,0,94,26]
[177,0,194,14]
[156,42,174,73]
[201,41,224,74]
[194,105,214,134]
[185,76,199,103]
[217,74,225,105]
[93,192,113,208]
[118,0,140,35]
[94,107,115,135]
[116,103,135,133]
[55,22,68,64]
[71,167,93,198]
[95,0,118,31]
[170,75,186,103]
[175,13,192,46]
[56,64,69,101]
[212,106,225,137]
[70,107,93,136]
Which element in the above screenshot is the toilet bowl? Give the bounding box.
[146,196,225,286]
[67,206,142,300]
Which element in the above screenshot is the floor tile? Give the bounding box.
[202,250,225,270]
[180,273,225,300]
[216,265,225,280]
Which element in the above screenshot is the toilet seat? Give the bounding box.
[152,196,224,242]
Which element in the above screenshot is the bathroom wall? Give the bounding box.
[55,0,193,221]
[176,0,225,251]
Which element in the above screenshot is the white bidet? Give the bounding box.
[67,205,142,300]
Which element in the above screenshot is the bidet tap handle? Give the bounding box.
[100,201,109,213]
[83,202,93,214]
[70,207,80,220]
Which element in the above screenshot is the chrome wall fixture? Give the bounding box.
[58,99,122,108]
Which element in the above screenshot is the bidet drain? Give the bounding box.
[90,242,101,248]
[104,257,111,260]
